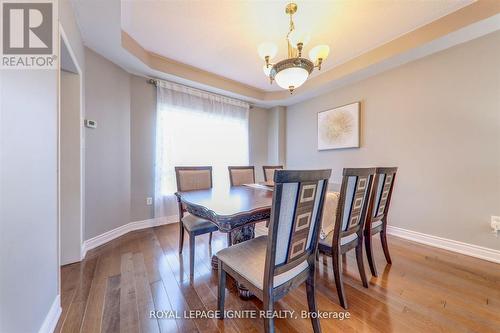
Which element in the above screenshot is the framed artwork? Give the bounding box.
[317,102,360,150]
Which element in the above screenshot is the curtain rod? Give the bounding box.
[146,77,254,109]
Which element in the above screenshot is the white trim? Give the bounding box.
[387,226,500,264]
[38,295,61,333]
[81,215,178,259]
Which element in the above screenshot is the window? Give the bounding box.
[154,81,249,199]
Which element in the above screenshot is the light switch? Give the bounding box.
[492,216,500,233]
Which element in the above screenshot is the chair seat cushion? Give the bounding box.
[371,220,383,229]
[216,236,309,290]
[181,214,218,234]
[319,231,358,247]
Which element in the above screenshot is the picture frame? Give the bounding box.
[317,102,360,150]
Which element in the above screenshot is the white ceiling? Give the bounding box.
[121,0,473,91]
[71,0,498,106]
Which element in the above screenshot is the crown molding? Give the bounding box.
[121,0,500,103]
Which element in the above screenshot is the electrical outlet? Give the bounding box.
[146,197,153,206]
[491,216,500,233]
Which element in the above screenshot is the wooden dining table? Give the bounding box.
[176,184,273,251]
[175,183,340,298]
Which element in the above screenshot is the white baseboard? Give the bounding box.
[79,220,500,264]
[38,295,61,333]
[387,225,500,264]
[81,215,178,259]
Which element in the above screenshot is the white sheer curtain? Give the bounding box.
[154,80,250,218]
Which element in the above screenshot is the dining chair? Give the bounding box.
[217,169,331,333]
[228,165,269,235]
[175,166,219,279]
[228,166,255,186]
[262,165,284,183]
[318,168,375,309]
[364,167,398,277]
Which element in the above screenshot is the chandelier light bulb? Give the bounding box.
[257,42,278,60]
[309,45,330,63]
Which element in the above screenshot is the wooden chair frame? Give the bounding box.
[364,167,398,277]
[262,165,284,182]
[318,168,376,309]
[228,165,256,186]
[175,166,218,278]
[218,169,331,333]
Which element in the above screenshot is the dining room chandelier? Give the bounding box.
[258,2,330,93]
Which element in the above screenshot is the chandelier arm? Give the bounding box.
[316,58,324,70]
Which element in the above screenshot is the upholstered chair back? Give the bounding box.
[370,167,398,220]
[263,165,284,183]
[333,168,376,244]
[175,166,213,192]
[264,169,331,289]
[228,166,255,186]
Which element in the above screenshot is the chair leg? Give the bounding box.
[333,252,348,309]
[189,233,195,279]
[209,232,213,245]
[178,223,185,254]
[356,242,369,288]
[306,269,322,333]
[263,294,275,333]
[227,232,232,247]
[365,232,378,277]
[380,229,392,264]
[217,260,226,319]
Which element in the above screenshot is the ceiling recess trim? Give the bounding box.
[121,31,266,100]
[122,0,500,102]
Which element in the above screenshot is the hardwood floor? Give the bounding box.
[56,223,500,333]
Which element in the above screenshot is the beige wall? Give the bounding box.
[249,107,270,182]
[267,106,286,167]
[84,48,131,240]
[130,76,156,221]
[60,70,82,264]
[286,31,500,250]
[60,0,86,256]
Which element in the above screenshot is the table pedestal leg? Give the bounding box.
[211,224,256,299]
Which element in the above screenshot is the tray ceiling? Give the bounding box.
[121,0,473,91]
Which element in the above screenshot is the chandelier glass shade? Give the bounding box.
[258,2,330,93]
